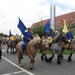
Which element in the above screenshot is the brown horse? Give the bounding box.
[16,37,46,69]
[7,39,21,54]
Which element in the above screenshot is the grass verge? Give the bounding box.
[38,49,75,54]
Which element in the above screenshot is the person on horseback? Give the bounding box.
[66,29,73,48]
[49,29,56,44]
[21,28,33,58]
[66,29,73,40]
[50,29,56,38]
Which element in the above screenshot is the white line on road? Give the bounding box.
[2,49,6,52]
[2,71,24,75]
[2,56,34,75]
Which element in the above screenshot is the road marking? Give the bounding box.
[2,71,24,75]
[2,56,34,75]
[2,49,6,52]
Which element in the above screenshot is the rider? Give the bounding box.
[66,29,73,40]
[50,29,56,38]
[21,28,33,58]
[9,34,15,44]
[66,29,73,47]
[49,29,56,44]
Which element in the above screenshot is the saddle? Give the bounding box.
[49,37,54,44]
[49,37,54,47]
[66,40,71,48]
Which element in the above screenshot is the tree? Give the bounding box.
[31,25,45,38]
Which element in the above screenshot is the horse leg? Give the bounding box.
[29,59,35,70]
[13,48,15,54]
[48,53,54,63]
[28,55,35,69]
[68,50,73,62]
[60,48,64,60]
[18,52,23,67]
[10,48,12,54]
[41,54,44,61]
[45,54,48,62]
[15,49,17,53]
[7,46,9,53]
[57,54,62,65]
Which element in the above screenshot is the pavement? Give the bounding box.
[0,45,75,75]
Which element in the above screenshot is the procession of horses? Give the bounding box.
[0,31,75,70]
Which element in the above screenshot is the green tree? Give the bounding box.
[32,25,45,38]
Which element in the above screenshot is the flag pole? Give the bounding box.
[50,4,56,31]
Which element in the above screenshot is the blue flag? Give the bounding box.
[44,21,51,36]
[17,17,27,35]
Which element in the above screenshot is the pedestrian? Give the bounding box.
[0,40,2,62]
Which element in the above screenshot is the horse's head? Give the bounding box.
[42,38,50,49]
[53,32,68,45]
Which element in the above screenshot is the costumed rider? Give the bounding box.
[66,29,73,48]
[49,29,56,44]
[9,34,15,44]
[21,28,33,58]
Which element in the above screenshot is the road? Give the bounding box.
[0,45,75,75]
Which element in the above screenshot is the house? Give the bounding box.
[31,11,75,29]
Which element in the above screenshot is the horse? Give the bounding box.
[7,39,20,54]
[40,32,68,65]
[60,38,75,62]
[16,36,46,69]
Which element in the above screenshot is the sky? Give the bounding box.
[0,0,75,35]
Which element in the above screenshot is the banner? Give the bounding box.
[62,20,68,34]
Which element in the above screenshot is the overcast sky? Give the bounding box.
[0,0,75,35]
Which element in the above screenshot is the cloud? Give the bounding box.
[0,0,75,35]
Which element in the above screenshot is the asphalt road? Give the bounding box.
[0,45,75,75]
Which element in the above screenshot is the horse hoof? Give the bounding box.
[68,59,72,62]
[49,58,52,63]
[11,52,12,54]
[13,53,15,54]
[7,51,8,53]
[57,61,62,65]
[28,65,33,70]
[19,63,23,67]
[41,56,44,61]
[29,67,33,70]
[15,51,17,53]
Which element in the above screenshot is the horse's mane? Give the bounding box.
[28,36,41,45]
[53,34,61,43]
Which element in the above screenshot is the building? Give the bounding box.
[31,11,75,29]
